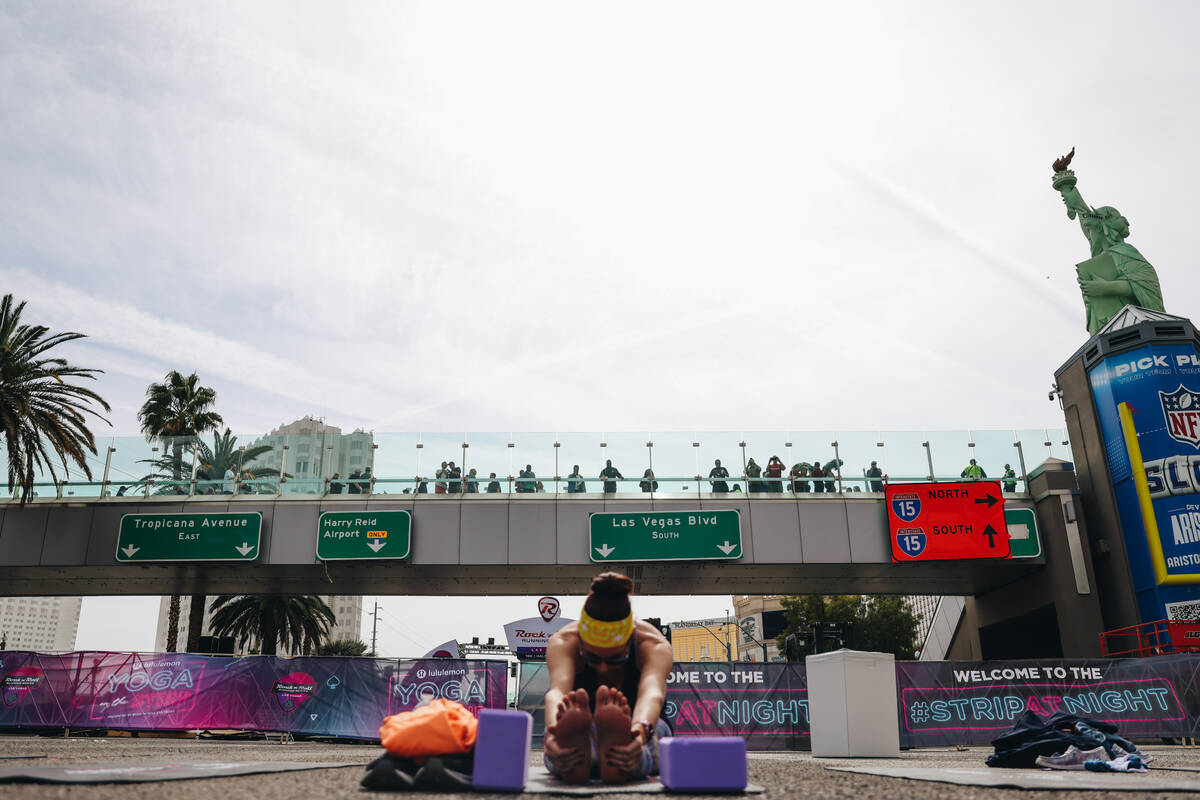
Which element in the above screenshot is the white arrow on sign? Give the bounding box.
[595,544,615,558]
[235,542,255,557]
[367,540,386,553]
[121,544,139,558]
[717,541,737,555]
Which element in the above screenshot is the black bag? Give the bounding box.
[361,752,475,791]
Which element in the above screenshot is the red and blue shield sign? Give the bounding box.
[895,528,927,558]
[1160,385,1200,449]
[891,492,922,522]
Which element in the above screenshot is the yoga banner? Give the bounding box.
[517,661,809,751]
[0,651,507,739]
[896,657,1198,746]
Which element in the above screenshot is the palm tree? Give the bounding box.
[0,294,110,503]
[137,371,223,653]
[136,429,285,495]
[208,595,336,656]
[318,639,370,657]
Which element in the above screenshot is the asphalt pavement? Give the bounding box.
[2,734,1200,799]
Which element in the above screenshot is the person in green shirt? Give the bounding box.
[961,459,986,480]
[745,458,763,493]
[1002,464,1018,493]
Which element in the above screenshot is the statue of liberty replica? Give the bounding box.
[1052,148,1165,334]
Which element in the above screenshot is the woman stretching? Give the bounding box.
[543,572,674,783]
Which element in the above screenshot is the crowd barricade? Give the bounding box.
[517,656,1200,750]
[0,651,506,739]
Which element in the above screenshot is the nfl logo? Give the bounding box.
[1160,385,1200,448]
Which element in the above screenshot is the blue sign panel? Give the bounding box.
[1089,342,1200,622]
[895,529,927,557]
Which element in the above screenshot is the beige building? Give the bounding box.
[733,595,786,662]
[0,596,81,652]
[154,595,363,654]
[246,416,375,493]
[668,617,740,662]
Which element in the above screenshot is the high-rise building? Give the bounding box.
[732,595,787,662]
[245,416,375,493]
[154,595,363,654]
[0,596,82,652]
[668,617,740,662]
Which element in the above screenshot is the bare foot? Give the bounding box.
[594,685,635,784]
[547,688,592,784]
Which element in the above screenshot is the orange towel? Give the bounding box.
[379,698,478,758]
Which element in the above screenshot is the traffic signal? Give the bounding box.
[645,617,672,642]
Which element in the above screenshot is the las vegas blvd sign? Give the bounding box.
[588,510,742,562]
[886,481,1010,561]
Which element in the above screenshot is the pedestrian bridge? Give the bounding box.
[0,489,1046,597]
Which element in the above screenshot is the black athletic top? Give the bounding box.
[573,628,641,712]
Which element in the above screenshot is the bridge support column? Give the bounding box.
[949,459,1105,659]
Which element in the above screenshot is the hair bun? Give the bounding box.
[590,571,634,595]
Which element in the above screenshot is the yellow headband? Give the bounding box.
[578,608,634,648]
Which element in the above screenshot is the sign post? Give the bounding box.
[115,513,263,562]
[316,511,412,560]
[886,482,1010,562]
[588,510,742,563]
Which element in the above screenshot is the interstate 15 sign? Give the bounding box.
[886,481,1010,561]
[316,511,411,560]
[115,512,263,562]
[588,510,742,562]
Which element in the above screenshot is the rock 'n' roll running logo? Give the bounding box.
[2,666,44,707]
[1161,385,1200,448]
[271,672,316,713]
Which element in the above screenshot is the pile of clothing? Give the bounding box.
[987,710,1151,773]
[361,698,478,790]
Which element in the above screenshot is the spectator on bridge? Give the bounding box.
[961,459,986,480]
[567,465,587,493]
[486,472,501,493]
[222,467,235,494]
[709,459,730,493]
[823,459,842,493]
[466,468,479,493]
[639,469,659,493]
[1002,464,1018,492]
[518,465,537,493]
[415,476,429,493]
[362,467,374,494]
[790,463,809,493]
[810,460,825,493]
[600,460,623,493]
[765,456,786,493]
[866,461,884,492]
[435,462,448,494]
[348,469,363,494]
[444,462,459,493]
[745,458,763,492]
[536,480,547,493]
[329,472,344,494]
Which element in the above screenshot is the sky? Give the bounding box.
[5,0,1200,654]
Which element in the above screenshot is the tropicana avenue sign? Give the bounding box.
[115,513,263,562]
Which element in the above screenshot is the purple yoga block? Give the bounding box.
[659,737,747,792]
[472,709,533,791]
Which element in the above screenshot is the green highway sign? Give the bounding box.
[115,513,263,562]
[317,511,412,561]
[589,510,742,563]
[1006,507,1042,559]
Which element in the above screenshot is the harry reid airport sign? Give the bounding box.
[316,511,412,560]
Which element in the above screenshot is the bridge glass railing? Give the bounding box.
[6,429,1074,500]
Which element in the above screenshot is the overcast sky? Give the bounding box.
[5,1,1199,654]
